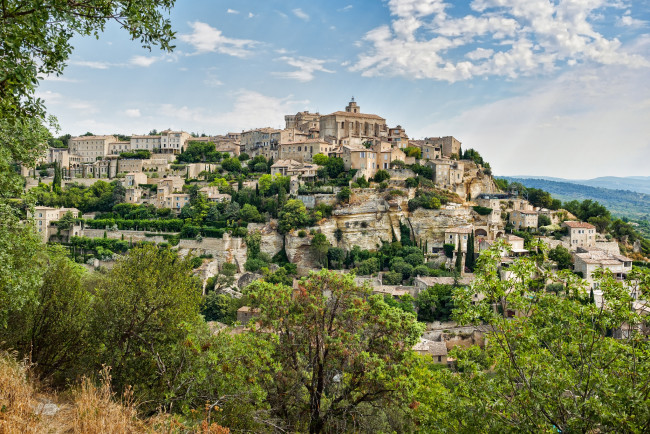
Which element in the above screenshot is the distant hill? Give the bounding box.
[499,177,650,220]
[510,175,650,195]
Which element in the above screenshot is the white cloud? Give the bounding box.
[248,12,254,18]
[292,8,310,21]
[272,56,334,82]
[70,60,112,69]
[130,55,158,67]
[415,64,650,177]
[158,90,309,131]
[203,72,223,87]
[125,109,141,118]
[179,21,258,57]
[227,8,239,14]
[618,10,646,28]
[339,5,353,12]
[352,0,649,82]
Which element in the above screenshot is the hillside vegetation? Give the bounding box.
[500,177,650,220]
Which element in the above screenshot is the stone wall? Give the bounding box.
[177,235,248,272]
[81,228,168,243]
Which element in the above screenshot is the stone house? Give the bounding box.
[130,134,162,152]
[108,141,131,155]
[123,172,147,187]
[420,141,442,160]
[425,136,461,158]
[413,338,448,364]
[444,226,473,252]
[271,160,318,179]
[236,306,260,325]
[124,187,143,204]
[285,110,321,134]
[69,135,117,163]
[387,125,409,149]
[159,130,191,154]
[510,210,538,230]
[28,206,81,242]
[563,221,597,250]
[199,186,231,203]
[573,248,633,284]
[278,139,336,163]
[241,127,281,159]
[427,159,464,189]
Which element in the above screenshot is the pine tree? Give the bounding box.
[458,144,463,159]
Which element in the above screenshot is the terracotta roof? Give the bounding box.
[324,111,386,121]
[563,221,596,229]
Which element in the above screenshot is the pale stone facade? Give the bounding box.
[563,221,597,250]
[425,136,461,158]
[108,141,131,155]
[123,172,147,187]
[420,142,442,160]
[510,210,538,230]
[125,187,143,204]
[387,125,409,149]
[574,249,633,284]
[444,226,473,252]
[319,99,388,144]
[29,206,81,242]
[271,160,318,178]
[69,135,117,163]
[427,159,464,189]
[130,135,162,151]
[285,111,321,134]
[241,128,281,159]
[160,130,191,154]
[278,139,336,163]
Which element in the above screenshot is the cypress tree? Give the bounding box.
[455,242,463,273]
[465,233,475,272]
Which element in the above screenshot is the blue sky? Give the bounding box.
[38,0,650,178]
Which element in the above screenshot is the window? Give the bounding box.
[360,152,365,158]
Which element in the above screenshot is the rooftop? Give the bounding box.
[564,221,596,229]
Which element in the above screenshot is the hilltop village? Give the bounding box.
[27,98,647,356]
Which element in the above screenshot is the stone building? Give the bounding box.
[319,98,388,144]
[425,136,461,158]
[413,338,448,364]
[563,221,597,250]
[108,141,131,155]
[285,110,321,134]
[420,141,442,160]
[444,226,473,252]
[130,134,162,151]
[279,138,336,163]
[241,127,281,159]
[387,125,409,149]
[573,249,633,284]
[510,210,539,230]
[160,130,191,154]
[427,159,464,189]
[271,160,318,179]
[123,172,147,187]
[69,135,117,162]
[28,206,81,242]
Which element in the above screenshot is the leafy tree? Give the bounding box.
[201,292,240,324]
[312,153,329,165]
[311,233,330,266]
[245,270,424,432]
[548,245,573,270]
[403,146,421,158]
[337,186,351,203]
[448,243,650,433]
[88,245,202,410]
[238,152,250,161]
[538,214,552,227]
[415,284,455,322]
[1,246,91,385]
[325,157,345,178]
[327,246,345,269]
[240,203,262,222]
[278,199,311,234]
[383,270,403,285]
[221,157,242,172]
[373,169,391,183]
[588,215,611,233]
[0,205,45,327]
